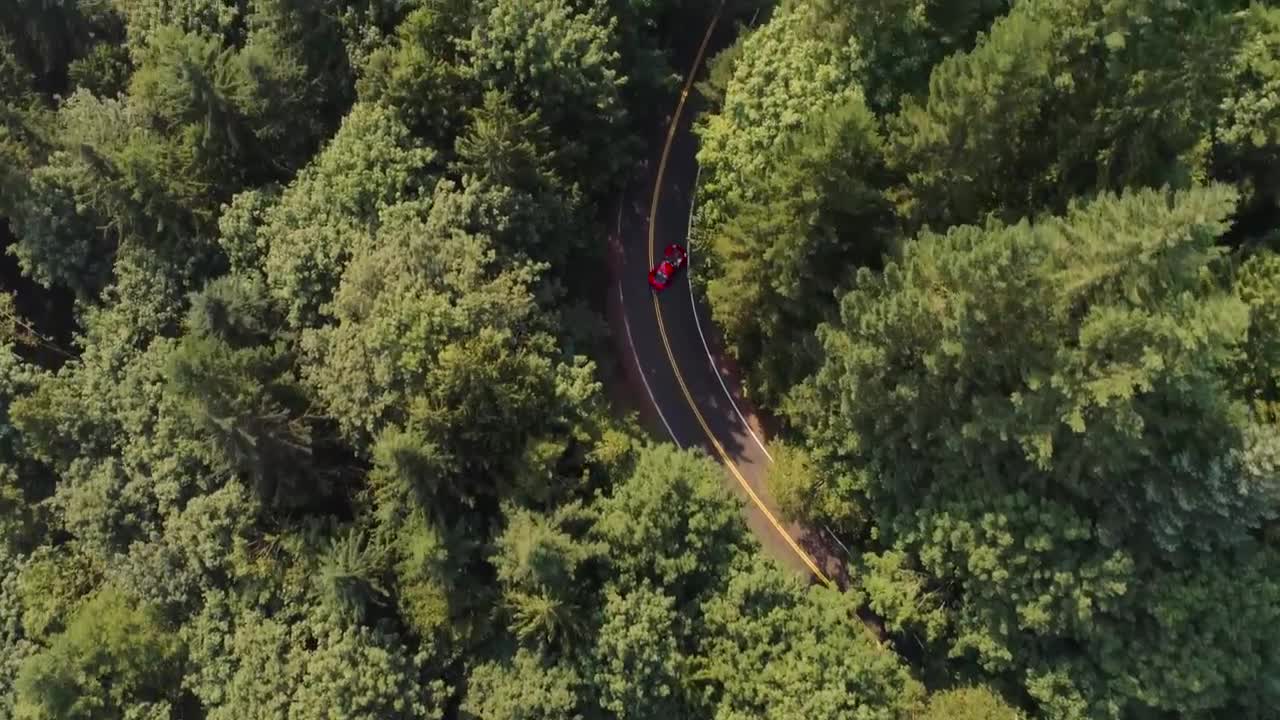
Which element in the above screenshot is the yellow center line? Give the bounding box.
[647,4,833,587]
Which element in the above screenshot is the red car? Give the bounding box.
[648,243,687,291]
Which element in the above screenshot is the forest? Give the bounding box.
[697,1,1280,719]
[0,0,1274,719]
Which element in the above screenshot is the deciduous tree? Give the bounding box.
[697,559,925,720]
[588,583,690,720]
[919,686,1023,720]
[462,648,585,720]
[590,444,751,605]
[792,185,1280,718]
[695,4,892,402]
[14,586,185,720]
[186,597,446,720]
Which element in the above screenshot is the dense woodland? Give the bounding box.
[0,0,1274,719]
[695,1,1280,719]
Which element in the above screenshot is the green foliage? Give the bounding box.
[0,31,42,112]
[1107,546,1280,716]
[356,0,475,146]
[12,2,353,299]
[253,101,435,326]
[698,559,925,720]
[0,462,37,552]
[492,505,597,651]
[796,185,1260,554]
[462,648,585,720]
[792,185,1280,718]
[1216,5,1280,213]
[166,295,317,506]
[591,444,751,604]
[0,7,898,720]
[453,89,584,269]
[0,32,49,198]
[299,197,543,450]
[602,0,680,132]
[15,3,1279,719]
[7,260,220,555]
[696,22,746,112]
[493,506,591,594]
[0,32,37,107]
[112,0,251,53]
[390,511,453,640]
[14,586,185,720]
[767,439,868,536]
[885,5,1057,230]
[852,549,948,642]
[127,26,304,185]
[839,0,1013,114]
[6,89,213,296]
[589,583,690,720]
[368,426,452,526]
[0,549,40,720]
[215,182,278,274]
[315,525,389,622]
[14,545,101,642]
[0,342,51,552]
[66,41,131,97]
[695,4,893,402]
[242,0,357,129]
[186,597,447,719]
[1234,250,1280,405]
[364,413,493,645]
[12,245,187,441]
[885,0,1277,232]
[184,272,278,346]
[466,0,629,190]
[411,326,559,481]
[695,1,862,244]
[919,686,1024,720]
[107,482,258,616]
[300,188,601,511]
[452,442,940,719]
[3,100,132,294]
[115,0,354,142]
[1,0,121,88]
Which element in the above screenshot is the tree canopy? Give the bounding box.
[3,1,1278,719]
[689,3,1280,717]
[787,185,1280,718]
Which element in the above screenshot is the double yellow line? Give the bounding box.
[647,5,832,587]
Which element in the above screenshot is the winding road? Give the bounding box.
[607,6,847,587]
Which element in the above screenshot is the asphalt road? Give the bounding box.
[607,8,848,587]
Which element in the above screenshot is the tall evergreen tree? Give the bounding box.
[791,185,1280,719]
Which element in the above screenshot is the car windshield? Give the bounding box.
[654,267,668,284]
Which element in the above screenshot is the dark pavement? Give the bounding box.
[607,7,849,587]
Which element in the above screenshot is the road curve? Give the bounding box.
[607,7,848,586]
